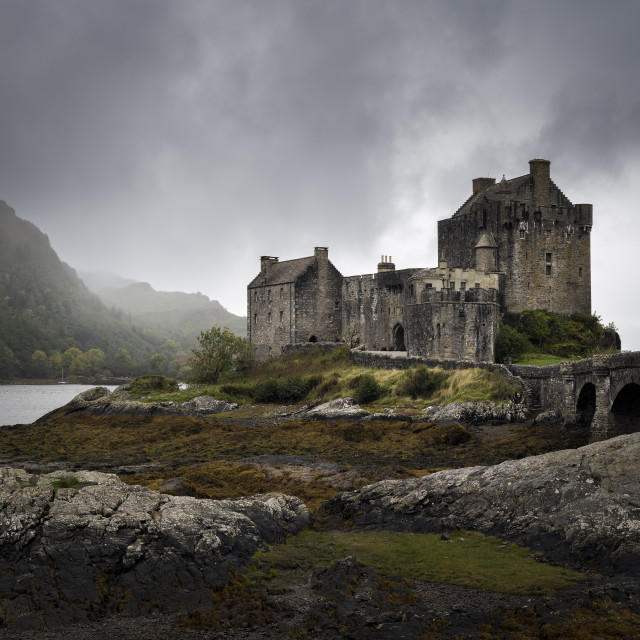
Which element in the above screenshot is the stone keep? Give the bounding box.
[248,159,592,363]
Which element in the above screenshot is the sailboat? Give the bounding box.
[58,367,68,385]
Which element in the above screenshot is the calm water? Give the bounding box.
[0,384,118,426]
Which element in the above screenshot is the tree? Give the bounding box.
[188,326,253,384]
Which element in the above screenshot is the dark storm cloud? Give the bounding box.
[0,0,639,346]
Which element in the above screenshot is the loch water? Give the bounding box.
[0,384,118,427]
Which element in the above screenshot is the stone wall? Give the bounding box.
[404,288,500,362]
[350,349,512,376]
[293,254,343,344]
[341,268,420,351]
[248,282,295,361]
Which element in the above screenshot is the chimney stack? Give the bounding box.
[529,159,551,208]
[377,254,395,273]
[472,177,496,195]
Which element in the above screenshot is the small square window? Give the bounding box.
[545,253,552,263]
[546,265,552,276]
[460,281,466,290]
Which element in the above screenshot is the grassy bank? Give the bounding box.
[130,346,521,409]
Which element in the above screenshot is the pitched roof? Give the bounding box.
[248,256,316,288]
[453,174,530,217]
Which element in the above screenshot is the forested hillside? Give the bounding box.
[0,201,162,378]
[95,282,246,351]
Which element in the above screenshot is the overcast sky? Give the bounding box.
[1,0,639,349]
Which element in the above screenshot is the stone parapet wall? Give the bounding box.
[350,349,512,376]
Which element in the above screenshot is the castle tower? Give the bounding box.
[475,233,497,272]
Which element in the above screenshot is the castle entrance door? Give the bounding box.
[393,324,405,351]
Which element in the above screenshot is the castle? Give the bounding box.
[247,159,593,363]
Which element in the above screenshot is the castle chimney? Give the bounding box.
[260,256,278,281]
[472,177,496,195]
[314,247,328,262]
[377,254,395,272]
[529,159,551,208]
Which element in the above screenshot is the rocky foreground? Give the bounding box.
[328,431,640,573]
[0,469,309,631]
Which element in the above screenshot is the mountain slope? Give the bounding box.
[0,201,158,378]
[96,282,246,349]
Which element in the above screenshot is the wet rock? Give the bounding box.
[180,396,239,413]
[0,468,309,629]
[420,401,528,424]
[327,431,640,572]
[308,397,370,419]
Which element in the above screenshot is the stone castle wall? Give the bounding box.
[292,258,343,343]
[404,288,500,362]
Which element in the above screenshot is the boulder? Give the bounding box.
[0,469,309,630]
[327,432,640,572]
[420,401,528,424]
[308,397,370,419]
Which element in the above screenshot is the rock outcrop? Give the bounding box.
[37,387,239,422]
[0,468,309,630]
[327,432,640,572]
[421,401,528,424]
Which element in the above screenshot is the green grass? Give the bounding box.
[513,353,583,366]
[128,348,521,409]
[247,529,581,596]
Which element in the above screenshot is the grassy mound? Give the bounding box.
[134,346,521,409]
[247,529,580,596]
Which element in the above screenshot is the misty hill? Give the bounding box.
[0,201,159,378]
[95,282,246,350]
[78,270,137,292]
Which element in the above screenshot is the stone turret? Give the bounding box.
[475,233,497,272]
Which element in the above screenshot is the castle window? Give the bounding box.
[460,281,466,290]
[475,283,480,288]
[425,283,432,289]
[280,310,283,322]
[450,281,456,289]
[253,313,257,324]
[545,229,551,238]
[519,229,525,239]
[334,301,340,310]
[546,253,552,262]
[579,267,583,278]
[268,312,272,323]
[280,287,284,298]
[546,264,552,276]
[254,291,258,302]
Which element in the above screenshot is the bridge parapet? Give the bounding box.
[509,352,640,441]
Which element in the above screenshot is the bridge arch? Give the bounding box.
[576,382,596,426]
[610,382,640,435]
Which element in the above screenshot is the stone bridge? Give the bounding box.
[510,352,640,441]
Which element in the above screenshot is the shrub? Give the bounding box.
[495,324,533,362]
[130,375,179,395]
[252,378,280,403]
[251,375,320,404]
[353,373,381,404]
[395,366,447,399]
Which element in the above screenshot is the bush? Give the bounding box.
[130,375,179,395]
[395,366,447,399]
[353,373,381,404]
[495,324,534,362]
[251,375,321,404]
